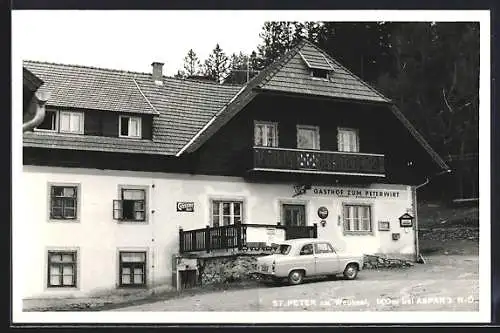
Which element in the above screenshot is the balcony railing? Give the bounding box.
[251,146,385,176]
[179,223,318,254]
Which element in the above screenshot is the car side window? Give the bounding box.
[300,244,314,255]
[315,242,335,254]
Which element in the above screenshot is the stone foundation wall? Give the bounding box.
[198,255,260,285]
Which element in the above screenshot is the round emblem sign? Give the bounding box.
[317,206,329,219]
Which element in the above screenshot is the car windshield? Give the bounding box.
[276,244,291,255]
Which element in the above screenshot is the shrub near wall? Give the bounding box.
[199,255,260,285]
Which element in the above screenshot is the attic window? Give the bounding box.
[119,116,142,138]
[311,68,329,79]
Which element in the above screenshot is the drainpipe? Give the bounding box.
[413,169,452,262]
[23,90,51,132]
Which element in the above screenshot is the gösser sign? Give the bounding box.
[177,202,194,212]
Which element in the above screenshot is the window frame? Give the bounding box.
[59,111,85,134]
[296,124,321,150]
[337,127,360,153]
[299,243,314,256]
[310,68,330,80]
[342,203,373,235]
[118,251,147,288]
[113,185,149,223]
[254,121,279,147]
[47,183,81,223]
[46,249,78,289]
[119,115,142,139]
[314,242,336,254]
[210,200,244,227]
[34,109,59,132]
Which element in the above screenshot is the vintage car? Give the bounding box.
[254,238,364,285]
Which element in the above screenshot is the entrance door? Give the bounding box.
[282,204,306,227]
[282,204,309,240]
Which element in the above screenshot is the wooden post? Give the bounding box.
[205,225,211,253]
[179,227,184,253]
[236,224,242,250]
[313,223,318,238]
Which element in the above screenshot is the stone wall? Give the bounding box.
[198,255,260,285]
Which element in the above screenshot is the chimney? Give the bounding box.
[151,62,164,85]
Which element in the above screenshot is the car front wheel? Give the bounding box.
[343,264,359,280]
[288,270,304,285]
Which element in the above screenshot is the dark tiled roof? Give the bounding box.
[24,61,159,115]
[261,42,390,103]
[22,61,243,155]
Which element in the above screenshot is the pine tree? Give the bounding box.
[183,49,201,77]
[203,43,230,83]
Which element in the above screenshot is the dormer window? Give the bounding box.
[37,110,58,131]
[35,110,84,134]
[299,50,334,81]
[311,68,329,79]
[119,115,142,138]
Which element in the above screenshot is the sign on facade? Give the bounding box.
[177,202,194,212]
[311,187,401,199]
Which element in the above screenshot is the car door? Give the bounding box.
[313,242,340,275]
[297,243,316,275]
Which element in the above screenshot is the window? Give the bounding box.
[297,125,320,150]
[50,185,78,220]
[311,68,329,79]
[254,121,278,147]
[300,244,314,255]
[113,188,146,222]
[59,111,84,134]
[119,116,142,138]
[47,251,77,288]
[343,205,372,233]
[338,128,359,152]
[314,242,335,254]
[276,244,291,255]
[119,251,146,287]
[212,200,243,227]
[36,110,58,131]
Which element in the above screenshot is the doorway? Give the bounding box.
[282,204,314,240]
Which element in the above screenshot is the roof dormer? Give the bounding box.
[299,49,334,80]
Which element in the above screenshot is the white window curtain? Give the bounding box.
[297,126,320,150]
[60,112,83,133]
[254,122,278,147]
[338,128,359,152]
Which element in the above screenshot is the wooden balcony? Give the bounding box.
[250,146,385,177]
[179,223,318,254]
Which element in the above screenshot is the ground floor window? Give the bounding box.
[119,251,146,287]
[47,251,77,288]
[343,204,372,233]
[212,201,243,227]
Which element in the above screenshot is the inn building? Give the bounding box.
[20,40,449,299]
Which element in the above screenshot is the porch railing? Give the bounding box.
[179,223,318,254]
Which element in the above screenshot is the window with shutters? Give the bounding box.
[337,128,360,152]
[297,125,320,150]
[113,186,148,222]
[47,250,77,288]
[119,251,147,287]
[48,183,80,222]
[343,204,372,234]
[119,115,142,138]
[254,121,278,147]
[59,111,84,134]
[211,200,243,227]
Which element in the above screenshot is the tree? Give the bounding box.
[203,43,230,83]
[183,49,201,77]
[224,51,260,84]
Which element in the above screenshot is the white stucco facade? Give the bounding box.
[19,165,417,299]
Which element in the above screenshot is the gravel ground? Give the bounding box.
[112,254,479,312]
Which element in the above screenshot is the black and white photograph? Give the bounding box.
[12,9,490,324]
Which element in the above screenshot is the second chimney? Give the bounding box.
[151,62,164,85]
